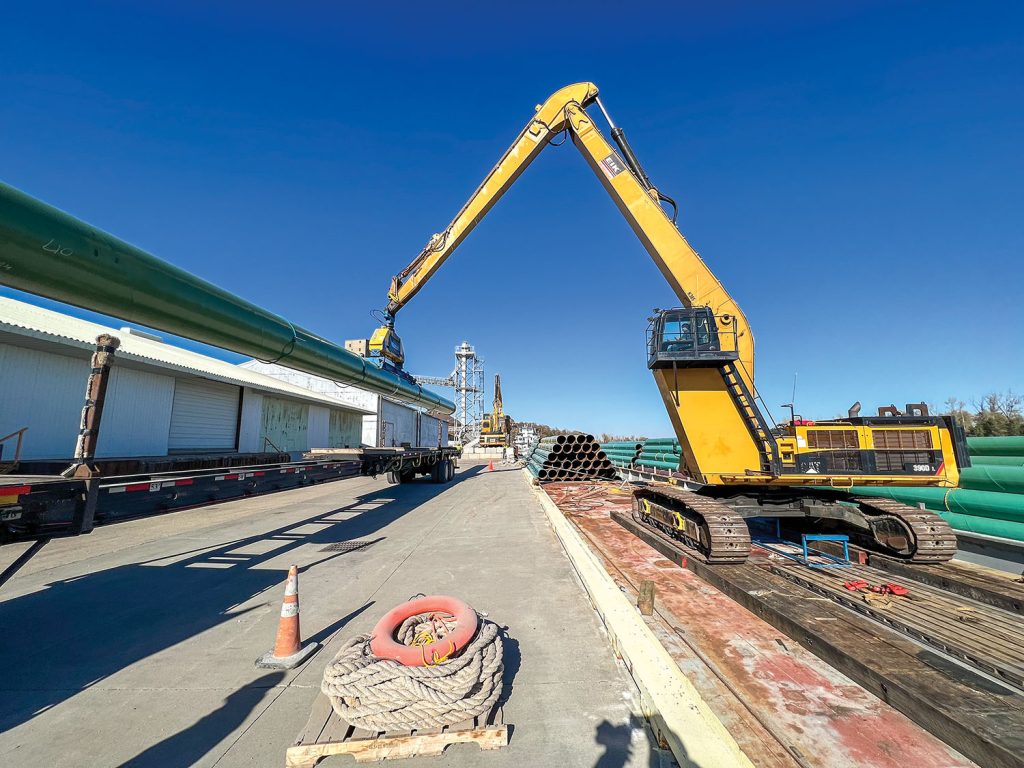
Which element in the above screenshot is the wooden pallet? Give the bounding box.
[286,693,508,766]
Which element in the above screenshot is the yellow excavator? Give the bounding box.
[366,82,966,563]
[480,375,513,448]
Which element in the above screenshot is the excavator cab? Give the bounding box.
[647,307,737,368]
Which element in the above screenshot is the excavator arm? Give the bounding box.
[384,82,752,378]
[378,83,962,493]
[380,82,762,482]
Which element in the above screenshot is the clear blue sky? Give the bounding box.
[1,1,1021,436]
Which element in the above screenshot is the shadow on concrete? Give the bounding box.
[593,715,681,768]
[116,601,374,768]
[0,466,483,736]
[117,670,285,768]
[496,628,521,709]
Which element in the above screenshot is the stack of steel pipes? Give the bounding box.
[851,435,1024,542]
[525,434,617,482]
[635,438,683,472]
[599,441,643,468]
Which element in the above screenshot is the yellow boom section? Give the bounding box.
[385,82,754,384]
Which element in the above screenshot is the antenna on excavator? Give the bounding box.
[781,373,798,425]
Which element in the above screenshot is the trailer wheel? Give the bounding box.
[445,459,455,482]
[431,460,445,484]
[387,470,402,485]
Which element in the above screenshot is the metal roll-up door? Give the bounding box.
[168,378,240,451]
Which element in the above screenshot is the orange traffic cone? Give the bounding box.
[256,565,320,669]
[487,461,495,472]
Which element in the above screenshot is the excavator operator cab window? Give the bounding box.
[647,307,737,368]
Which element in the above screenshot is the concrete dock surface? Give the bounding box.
[0,464,660,767]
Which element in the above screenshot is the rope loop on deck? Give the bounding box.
[321,607,504,731]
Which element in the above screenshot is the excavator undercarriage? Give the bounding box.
[631,484,958,564]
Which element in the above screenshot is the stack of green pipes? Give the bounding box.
[851,436,1024,542]
[635,438,682,472]
[599,441,643,468]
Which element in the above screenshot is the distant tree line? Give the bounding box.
[941,392,1024,436]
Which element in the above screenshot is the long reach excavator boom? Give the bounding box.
[372,82,965,564]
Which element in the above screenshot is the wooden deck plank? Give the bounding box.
[293,692,334,748]
[287,702,509,767]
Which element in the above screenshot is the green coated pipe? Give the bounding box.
[850,485,1024,525]
[639,452,682,463]
[967,436,1024,456]
[970,455,1024,467]
[959,465,1024,495]
[635,458,681,471]
[939,511,1024,542]
[0,182,454,414]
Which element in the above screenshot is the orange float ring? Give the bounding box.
[369,595,478,667]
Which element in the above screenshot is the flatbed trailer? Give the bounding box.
[1,445,461,545]
[0,474,99,541]
[350,446,460,485]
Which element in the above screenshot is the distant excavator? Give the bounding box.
[479,375,513,449]
[359,82,966,564]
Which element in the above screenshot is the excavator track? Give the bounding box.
[853,496,958,563]
[632,485,751,564]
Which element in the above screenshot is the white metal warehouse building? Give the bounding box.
[241,361,450,450]
[0,297,374,461]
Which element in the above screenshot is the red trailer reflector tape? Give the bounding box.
[0,484,32,505]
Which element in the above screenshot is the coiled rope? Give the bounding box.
[321,611,504,731]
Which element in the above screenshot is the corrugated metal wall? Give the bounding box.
[418,413,441,447]
[378,399,446,448]
[261,396,309,452]
[0,344,88,459]
[97,367,175,457]
[329,409,362,448]
[0,342,374,460]
[380,399,417,447]
[307,405,330,450]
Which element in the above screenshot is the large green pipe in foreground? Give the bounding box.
[0,182,454,414]
[850,485,1024,525]
[968,436,1024,456]
[959,465,1024,494]
[938,511,1024,541]
[970,455,1024,467]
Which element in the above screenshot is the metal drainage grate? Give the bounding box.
[319,540,376,553]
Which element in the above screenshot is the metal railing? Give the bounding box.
[262,436,285,454]
[0,427,28,468]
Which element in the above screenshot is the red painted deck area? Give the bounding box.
[542,481,977,768]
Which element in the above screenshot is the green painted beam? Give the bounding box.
[0,182,454,414]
